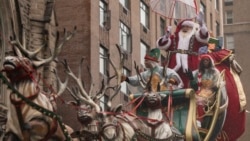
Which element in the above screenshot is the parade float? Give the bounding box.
[0,0,246,141]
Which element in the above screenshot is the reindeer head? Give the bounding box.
[68,93,103,126]
[3,56,36,83]
[100,104,123,141]
[144,91,164,110]
[3,26,76,83]
[143,73,166,109]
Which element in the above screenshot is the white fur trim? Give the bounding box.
[200,24,208,35]
[195,29,209,43]
[182,21,194,27]
[156,37,171,50]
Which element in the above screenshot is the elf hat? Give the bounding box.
[144,48,160,62]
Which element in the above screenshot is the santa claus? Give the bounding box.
[156,12,209,87]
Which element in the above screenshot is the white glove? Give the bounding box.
[200,24,208,35]
[162,26,172,42]
[166,26,172,33]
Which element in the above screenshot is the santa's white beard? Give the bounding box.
[173,29,195,72]
[178,30,195,50]
[179,29,194,38]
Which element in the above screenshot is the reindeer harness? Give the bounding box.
[0,72,72,141]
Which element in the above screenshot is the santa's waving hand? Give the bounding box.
[156,12,210,88]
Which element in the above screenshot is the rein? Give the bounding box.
[0,72,72,141]
[9,87,40,140]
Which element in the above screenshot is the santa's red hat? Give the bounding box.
[181,20,194,27]
[175,19,194,34]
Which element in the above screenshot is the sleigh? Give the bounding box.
[130,72,228,141]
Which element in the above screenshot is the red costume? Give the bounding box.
[209,49,246,141]
[157,20,209,88]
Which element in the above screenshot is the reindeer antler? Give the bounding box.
[62,58,101,113]
[33,27,77,67]
[10,27,77,68]
[108,44,127,85]
[106,85,121,109]
[9,36,44,58]
[134,61,147,89]
[52,69,69,97]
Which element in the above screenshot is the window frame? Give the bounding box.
[119,0,130,10]
[99,46,108,75]
[225,11,233,24]
[119,21,131,52]
[216,21,220,36]
[200,2,207,23]
[140,41,148,67]
[160,18,166,36]
[215,0,219,11]
[100,95,108,111]
[140,1,149,29]
[99,0,108,27]
[225,35,234,50]
[224,0,233,6]
[121,67,130,94]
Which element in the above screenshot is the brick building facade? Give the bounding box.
[223,0,250,140]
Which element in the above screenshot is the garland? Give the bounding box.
[0,72,71,141]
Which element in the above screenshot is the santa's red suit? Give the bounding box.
[209,49,246,141]
[157,20,209,88]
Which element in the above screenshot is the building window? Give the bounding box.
[215,0,219,11]
[121,68,130,94]
[119,0,130,10]
[99,46,108,75]
[119,22,131,52]
[99,0,108,27]
[160,18,166,36]
[140,42,148,67]
[216,21,220,36]
[140,1,149,28]
[225,11,233,24]
[210,13,213,31]
[225,35,234,50]
[224,0,233,6]
[100,95,108,110]
[200,2,206,23]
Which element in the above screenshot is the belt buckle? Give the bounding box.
[182,50,186,54]
[179,49,185,54]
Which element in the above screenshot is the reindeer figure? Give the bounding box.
[142,80,184,141]
[61,58,105,141]
[0,8,77,140]
[143,85,173,139]
[62,45,145,141]
[124,65,184,141]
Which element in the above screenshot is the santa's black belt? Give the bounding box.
[172,49,198,55]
